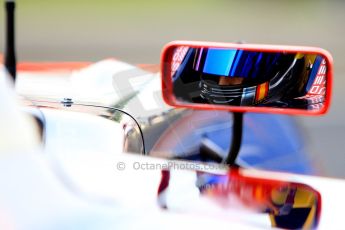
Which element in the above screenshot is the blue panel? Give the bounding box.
[306,55,322,92]
[230,50,243,76]
[203,49,237,76]
[170,111,314,175]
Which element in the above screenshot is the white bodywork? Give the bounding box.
[1,149,345,230]
[42,108,124,156]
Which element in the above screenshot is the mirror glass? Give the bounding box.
[168,45,329,112]
[196,170,321,229]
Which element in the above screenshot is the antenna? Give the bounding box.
[4,0,16,81]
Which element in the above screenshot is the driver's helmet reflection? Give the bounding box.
[195,171,321,229]
[173,47,326,109]
[197,48,286,105]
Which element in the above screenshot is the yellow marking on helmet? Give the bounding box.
[271,188,289,205]
[295,53,305,59]
[303,203,317,229]
[293,188,316,208]
[255,82,268,102]
[269,214,277,227]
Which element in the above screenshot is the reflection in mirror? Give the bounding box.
[158,168,321,229]
[171,46,328,111]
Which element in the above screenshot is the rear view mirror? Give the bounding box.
[158,167,321,229]
[161,41,333,115]
[198,169,321,229]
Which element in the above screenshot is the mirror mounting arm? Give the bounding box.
[224,112,244,166]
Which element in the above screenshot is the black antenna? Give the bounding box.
[4,0,16,81]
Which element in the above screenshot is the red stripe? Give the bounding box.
[264,82,269,97]
[255,85,261,102]
[18,62,92,72]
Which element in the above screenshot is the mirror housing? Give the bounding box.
[201,168,322,229]
[161,41,333,115]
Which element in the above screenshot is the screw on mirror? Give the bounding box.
[4,0,17,82]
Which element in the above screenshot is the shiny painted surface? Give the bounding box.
[18,59,314,175]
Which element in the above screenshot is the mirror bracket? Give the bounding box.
[224,112,244,165]
[4,0,17,82]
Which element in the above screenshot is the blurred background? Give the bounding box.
[0,0,344,177]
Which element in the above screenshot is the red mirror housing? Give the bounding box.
[161,41,333,116]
